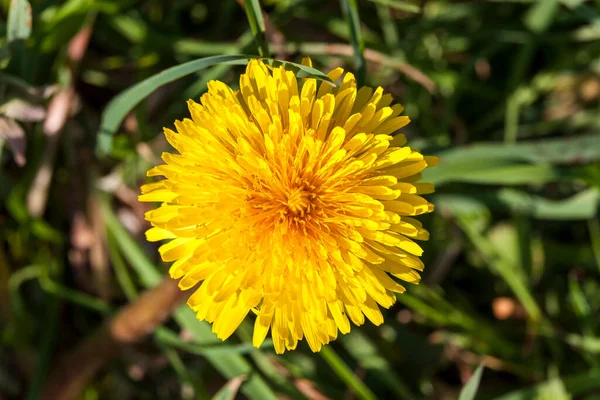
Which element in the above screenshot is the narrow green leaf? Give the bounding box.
[493,371,600,400]
[588,217,600,273]
[457,216,542,322]
[434,188,600,221]
[368,0,421,13]
[524,0,559,33]
[212,375,247,400]
[320,346,378,400]
[96,54,333,156]
[340,0,366,85]
[436,134,600,165]
[244,0,270,57]
[458,363,485,400]
[7,0,32,42]
[340,331,415,399]
[565,334,600,353]
[424,133,600,185]
[96,54,251,156]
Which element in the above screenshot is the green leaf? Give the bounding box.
[340,331,415,399]
[7,0,32,42]
[457,216,542,322]
[493,371,600,400]
[0,44,11,69]
[434,188,600,220]
[436,133,600,165]
[424,134,600,185]
[212,375,247,400]
[320,346,378,400]
[340,0,366,85]
[524,0,559,33]
[244,0,269,57]
[367,0,421,13]
[458,363,485,400]
[96,54,334,156]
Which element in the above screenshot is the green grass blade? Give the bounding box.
[107,231,139,300]
[96,54,334,156]
[96,54,254,156]
[434,133,600,165]
[434,188,600,221]
[340,331,415,399]
[244,0,270,57]
[375,2,400,50]
[588,217,600,273]
[24,295,59,400]
[368,0,421,13]
[424,133,600,185]
[524,0,559,33]
[212,375,247,400]
[457,216,542,322]
[7,0,32,42]
[458,363,485,400]
[159,344,211,399]
[493,371,600,400]
[320,346,377,400]
[340,0,366,85]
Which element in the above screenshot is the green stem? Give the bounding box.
[340,0,366,86]
[588,217,600,273]
[320,345,377,400]
[244,0,270,58]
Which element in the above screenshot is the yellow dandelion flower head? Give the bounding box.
[139,58,438,354]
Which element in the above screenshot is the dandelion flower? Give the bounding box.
[139,58,437,354]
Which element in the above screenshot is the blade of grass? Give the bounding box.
[96,54,333,156]
[96,54,253,156]
[504,40,536,144]
[588,217,600,273]
[340,331,415,399]
[25,293,59,400]
[243,0,270,57]
[340,0,366,85]
[374,2,400,51]
[396,288,516,356]
[493,370,600,400]
[159,343,211,400]
[524,0,559,33]
[568,275,599,369]
[368,0,421,13]
[457,216,542,322]
[434,188,600,221]
[320,346,377,400]
[458,363,485,400]
[212,375,247,400]
[7,0,32,42]
[432,133,600,164]
[107,230,138,300]
[154,326,272,356]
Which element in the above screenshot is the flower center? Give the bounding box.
[285,187,312,216]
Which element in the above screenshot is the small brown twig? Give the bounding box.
[41,277,187,400]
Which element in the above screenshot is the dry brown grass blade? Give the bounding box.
[0,117,26,167]
[25,17,94,217]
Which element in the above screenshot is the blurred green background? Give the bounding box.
[2,0,600,399]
